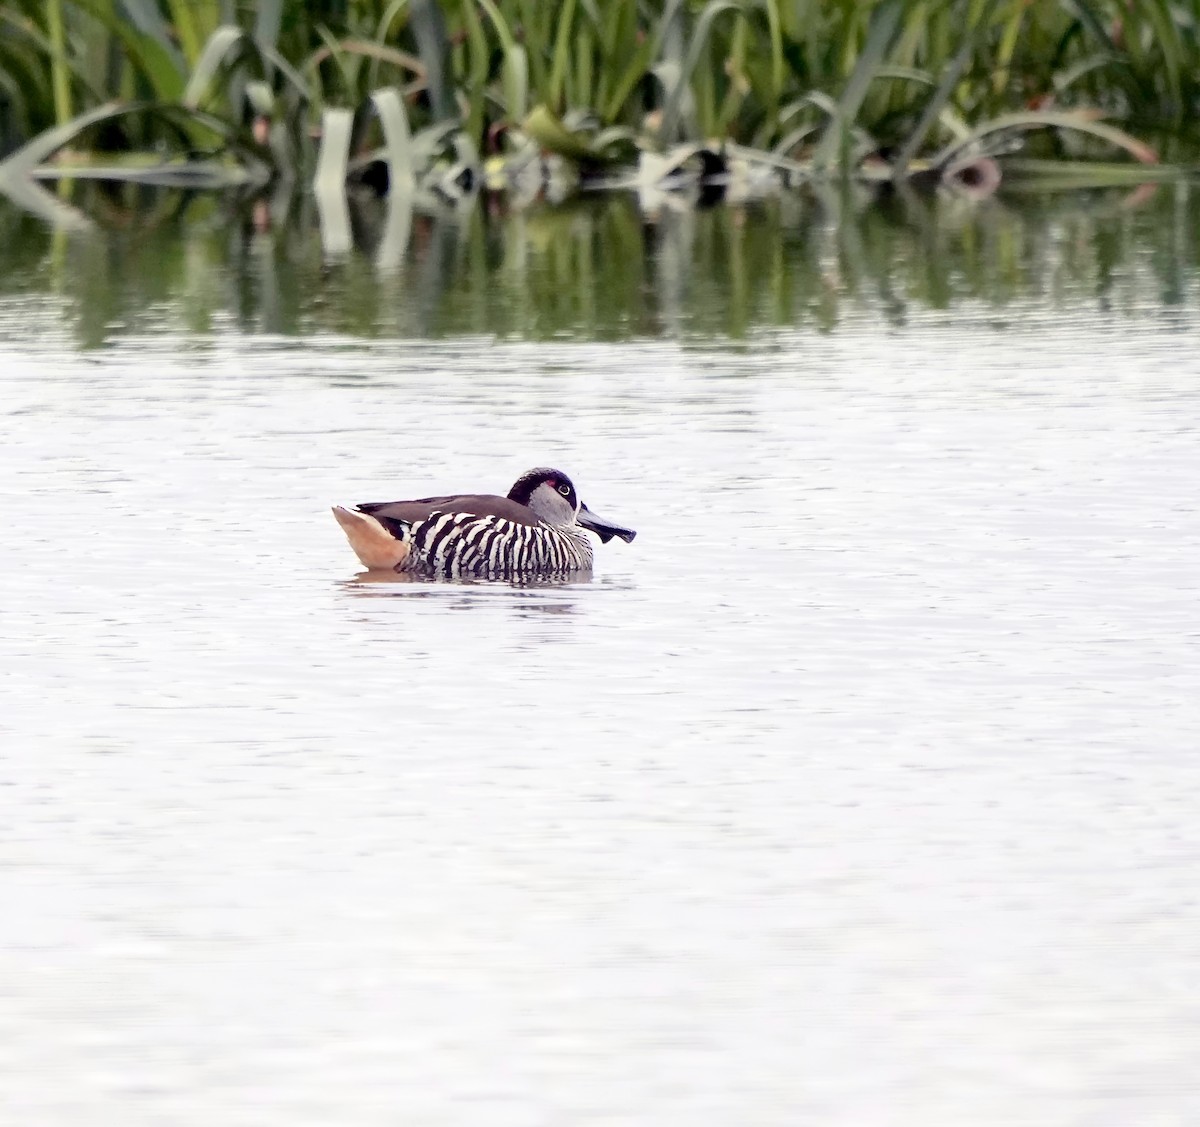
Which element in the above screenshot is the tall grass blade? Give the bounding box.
[760,0,785,134]
[935,110,1159,169]
[512,0,547,101]
[409,0,452,122]
[1054,53,1122,94]
[254,0,284,49]
[0,100,271,182]
[1066,0,1116,53]
[45,0,71,128]
[479,0,528,122]
[164,0,206,65]
[377,0,416,43]
[310,27,357,104]
[305,40,424,86]
[457,0,489,143]
[257,44,314,104]
[992,0,1025,96]
[601,31,659,123]
[548,0,577,112]
[1138,1,1184,121]
[117,0,185,71]
[658,0,739,144]
[892,17,978,179]
[182,26,246,109]
[69,1,189,100]
[772,90,848,161]
[314,106,354,192]
[0,101,125,176]
[812,0,904,172]
[369,87,415,189]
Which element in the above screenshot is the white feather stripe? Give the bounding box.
[400,513,594,576]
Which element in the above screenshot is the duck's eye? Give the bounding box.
[557,483,571,497]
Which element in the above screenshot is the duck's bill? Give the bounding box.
[578,503,637,544]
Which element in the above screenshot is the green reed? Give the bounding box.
[0,0,1196,221]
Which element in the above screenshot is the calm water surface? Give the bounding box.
[2,196,1200,1124]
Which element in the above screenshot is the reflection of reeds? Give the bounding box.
[0,1,1186,226]
[1,181,1194,346]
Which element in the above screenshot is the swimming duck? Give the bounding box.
[333,467,636,577]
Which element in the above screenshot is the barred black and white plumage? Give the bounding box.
[405,510,595,577]
[332,467,636,578]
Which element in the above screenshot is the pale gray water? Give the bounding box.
[2,297,1200,1124]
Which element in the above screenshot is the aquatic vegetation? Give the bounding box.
[2,173,1192,348]
[0,0,1189,225]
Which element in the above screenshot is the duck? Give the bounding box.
[332,467,636,577]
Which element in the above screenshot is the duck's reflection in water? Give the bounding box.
[338,568,595,616]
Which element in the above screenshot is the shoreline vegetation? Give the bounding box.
[0,1,1195,229]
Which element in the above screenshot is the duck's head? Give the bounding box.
[507,468,637,543]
